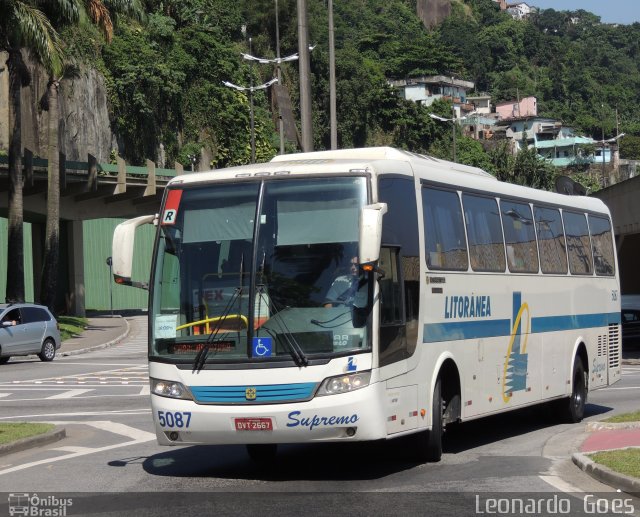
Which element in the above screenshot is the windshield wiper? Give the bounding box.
[257,286,308,367]
[193,253,246,373]
[192,286,243,372]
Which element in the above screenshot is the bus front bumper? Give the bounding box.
[151,383,387,446]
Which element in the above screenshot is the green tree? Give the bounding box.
[620,135,640,160]
[1,1,66,303]
[38,0,142,312]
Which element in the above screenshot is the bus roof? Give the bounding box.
[270,147,495,179]
[167,147,609,216]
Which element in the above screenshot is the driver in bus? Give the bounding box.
[324,256,366,308]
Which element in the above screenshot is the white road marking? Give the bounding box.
[539,475,581,493]
[0,394,10,398]
[0,393,150,402]
[52,446,94,453]
[599,386,640,391]
[139,385,150,396]
[47,389,94,399]
[86,421,156,441]
[42,420,156,442]
[0,385,146,391]
[0,409,150,420]
[0,437,154,476]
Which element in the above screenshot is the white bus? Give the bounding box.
[112,147,621,462]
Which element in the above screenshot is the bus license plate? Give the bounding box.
[234,418,273,431]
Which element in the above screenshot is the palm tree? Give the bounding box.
[38,0,142,311]
[1,1,67,303]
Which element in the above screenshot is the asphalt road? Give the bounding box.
[0,318,639,516]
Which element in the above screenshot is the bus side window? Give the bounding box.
[534,206,568,274]
[563,211,594,275]
[379,247,402,325]
[462,193,506,272]
[422,187,468,271]
[588,215,615,277]
[500,199,538,274]
[377,175,420,366]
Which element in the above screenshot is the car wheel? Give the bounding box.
[38,338,56,362]
[0,356,10,365]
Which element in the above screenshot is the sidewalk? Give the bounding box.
[571,347,640,494]
[59,315,130,356]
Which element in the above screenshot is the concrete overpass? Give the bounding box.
[0,153,180,314]
[593,174,640,295]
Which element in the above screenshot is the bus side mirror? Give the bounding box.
[359,203,387,266]
[112,214,155,290]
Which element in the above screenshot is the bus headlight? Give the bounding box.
[317,371,371,396]
[150,378,193,400]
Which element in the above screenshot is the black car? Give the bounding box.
[622,308,640,348]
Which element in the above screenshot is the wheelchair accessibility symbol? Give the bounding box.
[252,337,273,358]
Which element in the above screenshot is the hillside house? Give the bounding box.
[496,96,537,119]
[506,2,536,20]
[388,75,475,115]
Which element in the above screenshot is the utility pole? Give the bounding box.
[249,37,256,163]
[297,0,313,151]
[275,0,284,154]
[601,104,606,188]
[328,0,337,149]
[452,104,457,163]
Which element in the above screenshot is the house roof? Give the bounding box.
[535,137,595,148]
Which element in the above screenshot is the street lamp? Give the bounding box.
[186,154,197,172]
[596,133,625,188]
[429,109,476,163]
[240,45,314,157]
[222,78,279,164]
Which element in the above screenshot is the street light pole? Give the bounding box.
[297,0,313,151]
[328,0,337,149]
[451,105,457,163]
[249,37,256,164]
[275,0,284,154]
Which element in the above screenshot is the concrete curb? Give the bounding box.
[60,317,131,357]
[572,449,640,495]
[0,426,66,457]
[586,421,640,432]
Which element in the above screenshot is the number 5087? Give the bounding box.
[157,411,191,428]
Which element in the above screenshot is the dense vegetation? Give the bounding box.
[27,0,640,171]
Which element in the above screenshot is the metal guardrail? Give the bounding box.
[0,154,180,178]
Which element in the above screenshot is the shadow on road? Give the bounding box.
[117,401,612,481]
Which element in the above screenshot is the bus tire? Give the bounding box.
[0,356,10,365]
[246,444,277,463]
[425,377,444,461]
[560,357,586,423]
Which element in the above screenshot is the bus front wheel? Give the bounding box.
[414,377,444,463]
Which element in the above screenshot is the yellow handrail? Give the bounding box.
[176,314,249,331]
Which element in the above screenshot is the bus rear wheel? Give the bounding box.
[558,357,586,423]
[246,444,277,463]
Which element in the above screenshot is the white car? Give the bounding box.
[0,303,62,363]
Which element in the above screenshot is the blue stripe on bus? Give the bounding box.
[423,312,620,343]
[423,319,511,343]
[531,312,621,333]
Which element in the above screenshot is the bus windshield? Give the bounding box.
[150,176,371,364]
